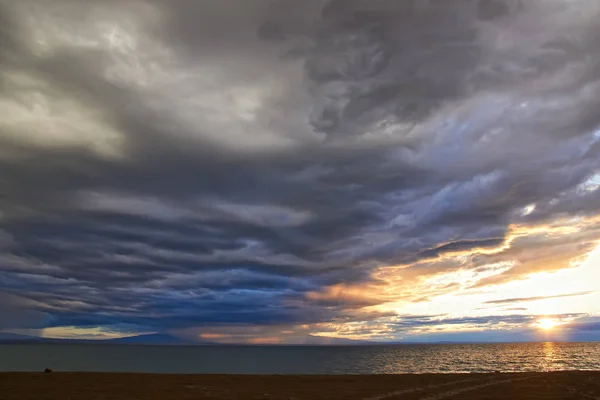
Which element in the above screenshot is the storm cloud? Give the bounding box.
[0,0,599,342]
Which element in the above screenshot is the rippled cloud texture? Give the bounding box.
[1,0,599,343]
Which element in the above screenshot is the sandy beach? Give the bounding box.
[1,371,599,399]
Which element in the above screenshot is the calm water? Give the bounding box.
[1,342,599,374]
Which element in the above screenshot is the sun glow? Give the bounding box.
[536,318,559,331]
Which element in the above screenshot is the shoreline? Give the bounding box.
[2,371,600,399]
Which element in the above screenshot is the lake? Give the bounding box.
[1,342,599,374]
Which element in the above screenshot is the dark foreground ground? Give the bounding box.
[1,371,599,399]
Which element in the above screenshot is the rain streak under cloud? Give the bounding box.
[0,0,600,344]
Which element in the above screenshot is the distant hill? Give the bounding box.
[105,333,192,345]
[0,333,43,342]
[0,332,196,345]
[0,332,370,346]
[0,333,100,344]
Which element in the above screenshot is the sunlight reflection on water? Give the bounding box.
[1,342,599,374]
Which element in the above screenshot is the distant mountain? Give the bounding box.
[0,332,370,346]
[0,332,194,345]
[0,333,42,342]
[296,336,373,346]
[0,333,98,344]
[105,333,192,345]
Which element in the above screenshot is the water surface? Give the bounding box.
[1,342,599,374]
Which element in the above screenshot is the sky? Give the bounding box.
[0,0,599,344]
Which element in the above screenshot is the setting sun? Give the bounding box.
[536,318,559,331]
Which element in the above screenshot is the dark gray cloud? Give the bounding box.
[0,291,52,330]
[564,320,600,333]
[0,0,599,340]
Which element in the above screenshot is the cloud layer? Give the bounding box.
[1,0,599,342]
